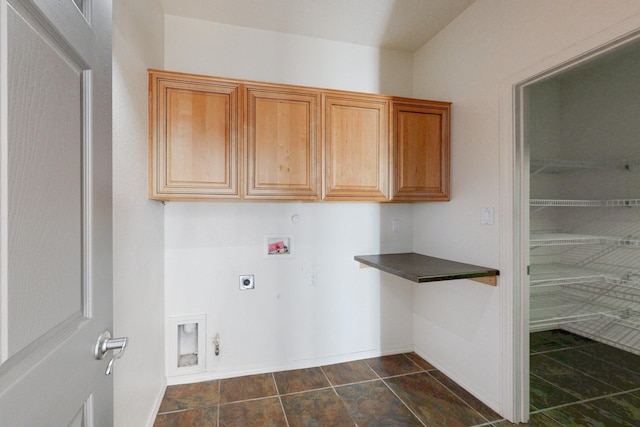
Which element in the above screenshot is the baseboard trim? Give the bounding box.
[145,378,167,427]
[165,345,414,386]
[412,344,501,416]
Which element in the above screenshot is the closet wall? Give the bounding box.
[528,42,640,354]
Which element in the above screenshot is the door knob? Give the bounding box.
[94,330,128,375]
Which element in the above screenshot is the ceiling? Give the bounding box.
[160,0,476,52]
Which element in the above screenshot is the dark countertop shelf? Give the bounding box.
[354,252,499,286]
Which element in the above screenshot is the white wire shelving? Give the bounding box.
[530,290,640,332]
[531,158,640,175]
[531,199,640,207]
[530,263,640,301]
[529,263,613,287]
[529,262,640,330]
[529,293,623,332]
[529,158,640,348]
[530,233,640,248]
[603,309,640,331]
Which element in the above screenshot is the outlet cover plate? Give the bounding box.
[239,274,255,290]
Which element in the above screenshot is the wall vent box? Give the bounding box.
[169,314,206,376]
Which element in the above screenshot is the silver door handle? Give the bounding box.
[94,330,128,375]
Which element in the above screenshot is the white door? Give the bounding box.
[0,0,115,425]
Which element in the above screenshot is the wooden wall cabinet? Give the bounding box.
[149,70,240,200]
[391,100,450,201]
[323,94,389,201]
[245,84,320,200]
[149,70,451,202]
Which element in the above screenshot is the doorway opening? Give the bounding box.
[514,33,640,423]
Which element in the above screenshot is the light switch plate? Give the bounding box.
[481,208,495,225]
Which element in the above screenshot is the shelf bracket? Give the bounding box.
[470,276,497,286]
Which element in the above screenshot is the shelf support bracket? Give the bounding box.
[470,276,497,286]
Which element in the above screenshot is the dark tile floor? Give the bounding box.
[154,331,640,426]
[154,352,505,426]
[526,329,640,426]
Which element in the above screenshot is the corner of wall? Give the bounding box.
[113,0,166,425]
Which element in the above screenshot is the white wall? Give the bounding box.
[164,15,414,96]
[163,16,417,383]
[411,0,640,419]
[165,202,414,382]
[112,0,166,425]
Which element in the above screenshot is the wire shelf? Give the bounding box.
[530,233,640,248]
[530,308,622,332]
[530,291,628,331]
[602,310,640,331]
[531,159,611,174]
[530,263,610,287]
[530,199,640,207]
[606,199,640,207]
[566,281,640,304]
[531,158,640,175]
[530,275,640,332]
[531,199,603,207]
[529,157,640,348]
[563,319,640,355]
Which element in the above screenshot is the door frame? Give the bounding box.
[499,22,640,423]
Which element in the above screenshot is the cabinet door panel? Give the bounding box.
[149,72,239,199]
[392,102,450,201]
[323,96,389,200]
[246,87,319,199]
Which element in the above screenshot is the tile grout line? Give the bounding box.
[529,371,584,407]
[573,344,640,376]
[217,379,221,427]
[279,384,334,397]
[317,365,338,396]
[318,365,359,426]
[535,351,627,392]
[530,332,640,425]
[536,410,565,426]
[530,343,595,356]
[400,353,497,426]
[271,372,291,427]
[379,377,428,427]
[365,356,427,427]
[529,385,640,415]
[423,369,494,426]
[400,353,499,425]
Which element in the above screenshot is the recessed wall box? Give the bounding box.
[169,314,206,376]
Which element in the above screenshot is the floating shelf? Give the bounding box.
[354,252,499,286]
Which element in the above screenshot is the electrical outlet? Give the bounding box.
[309,271,318,286]
[239,274,255,290]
